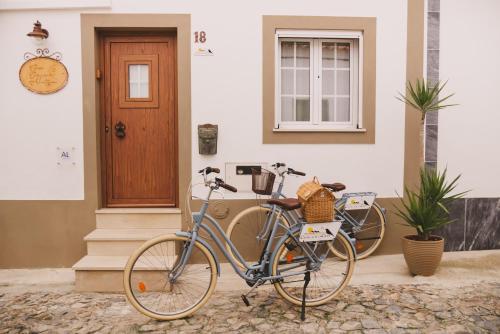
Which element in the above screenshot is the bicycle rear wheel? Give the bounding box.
[123,234,217,320]
[333,202,385,260]
[226,205,290,268]
[271,231,355,306]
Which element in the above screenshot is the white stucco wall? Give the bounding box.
[0,11,84,199]
[439,0,500,197]
[0,0,408,200]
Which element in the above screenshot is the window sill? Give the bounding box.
[273,127,367,133]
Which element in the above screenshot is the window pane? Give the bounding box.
[337,43,350,69]
[322,70,335,95]
[281,97,294,121]
[296,42,310,67]
[281,42,294,67]
[129,64,149,98]
[281,69,293,94]
[296,98,310,121]
[322,42,335,68]
[336,97,350,122]
[129,65,140,82]
[296,69,309,95]
[337,70,350,95]
[322,98,335,121]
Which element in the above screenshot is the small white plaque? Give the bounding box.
[194,47,214,56]
[299,221,342,242]
[56,147,76,166]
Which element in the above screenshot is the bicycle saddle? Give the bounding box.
[321,183,346,192]
[267,198,301,211]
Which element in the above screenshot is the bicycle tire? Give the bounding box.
[226,205,291,268]
[271,231,355,306]
[123,234,217,320]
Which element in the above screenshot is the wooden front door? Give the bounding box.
[101,34,177,207]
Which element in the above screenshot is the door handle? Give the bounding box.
[115,121,126,138]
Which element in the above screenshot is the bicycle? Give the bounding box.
[226,163,386,267]
[123,167,356,320]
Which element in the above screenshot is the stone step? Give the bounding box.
[84,228,176,256]
[73,255,177,292]
[95,208,182,229]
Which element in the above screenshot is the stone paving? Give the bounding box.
[1,283,499,334]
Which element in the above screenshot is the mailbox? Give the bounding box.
[198,124,218,155]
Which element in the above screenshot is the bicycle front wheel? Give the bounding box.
[123,234,217,320]
[271,231,355,306]
[226,205,290,268]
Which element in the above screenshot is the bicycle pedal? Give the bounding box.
[241,294,250,307]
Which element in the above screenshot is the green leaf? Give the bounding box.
[394,167,470,234]
[397,79,458,118]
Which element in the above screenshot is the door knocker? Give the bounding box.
[115,121,126,138]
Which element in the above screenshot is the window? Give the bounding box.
[275,30,363,131]
[128,64,150,99]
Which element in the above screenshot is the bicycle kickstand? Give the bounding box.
[241,279,263,307]
[300,271,311,321]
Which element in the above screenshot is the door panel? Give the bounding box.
[101,34,177,207]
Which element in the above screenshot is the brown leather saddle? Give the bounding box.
[266,198,301,211]
[321,182,346,192]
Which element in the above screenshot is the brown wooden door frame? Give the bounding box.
[98,31,178,208]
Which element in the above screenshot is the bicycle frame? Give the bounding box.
[170,186,336,284]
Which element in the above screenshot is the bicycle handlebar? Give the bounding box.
[271,162,286,168]
[215,178,237,192]
[288,168,306,176]
[198,167,220,174]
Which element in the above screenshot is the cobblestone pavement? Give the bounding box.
[1,283,499,334]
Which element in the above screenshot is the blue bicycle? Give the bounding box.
[124,167,355,320]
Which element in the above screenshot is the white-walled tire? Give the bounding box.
[272,232,355,306]
[123,234,217,320]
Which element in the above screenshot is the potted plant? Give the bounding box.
[396,79,462,276]
[396,168,467,275]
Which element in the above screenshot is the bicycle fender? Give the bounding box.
[175,231,221,276]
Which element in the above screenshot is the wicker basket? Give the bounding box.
[297,177,335,223]
[251,168,276,195]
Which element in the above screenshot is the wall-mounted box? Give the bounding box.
[225,162,269,193]
[198,124,217,155]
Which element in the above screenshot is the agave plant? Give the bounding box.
[397,79,457,166]
[397,79,456,121]
[395,168,467,241]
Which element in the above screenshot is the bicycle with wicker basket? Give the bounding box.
[226,163,387,266]
[123,167,355,320]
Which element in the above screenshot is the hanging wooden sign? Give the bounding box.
[19,48,68,94]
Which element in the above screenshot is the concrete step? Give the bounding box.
[84,228,176,256]
[73,255,177,292]
[95,208,182,229]
[74,208,183,292]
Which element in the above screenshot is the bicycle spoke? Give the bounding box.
[126,237,215,318]
[273,233,354,305]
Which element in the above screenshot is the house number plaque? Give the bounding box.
[19,48,68,94]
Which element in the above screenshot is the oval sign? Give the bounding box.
[19,57,68,94]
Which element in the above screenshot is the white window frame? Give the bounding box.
[274,30,364,132]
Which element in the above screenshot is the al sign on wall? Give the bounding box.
[19,49,68,94]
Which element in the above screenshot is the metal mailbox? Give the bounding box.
[198,124,218,155]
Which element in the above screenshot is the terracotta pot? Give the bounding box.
[401,235,444,276]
